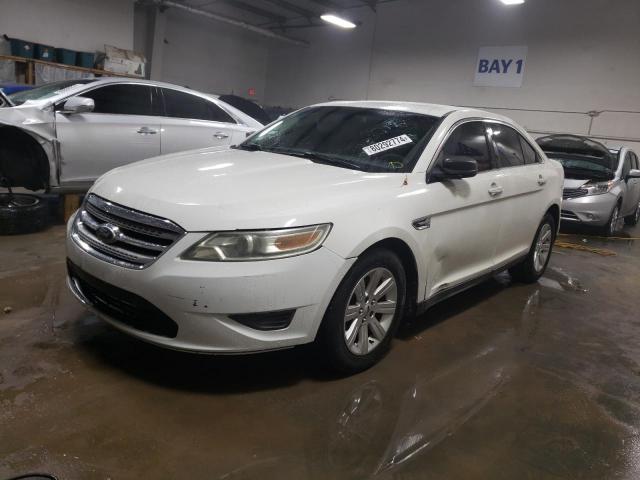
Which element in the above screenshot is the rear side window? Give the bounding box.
[631,152,639,170]
[520,137,540,164]
[81,84,154,116]
[161,89,235,123]
[438,121,493,172]
[492,125,525,167]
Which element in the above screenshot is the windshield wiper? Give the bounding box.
[271,148,367,171]
[232,143,263,152]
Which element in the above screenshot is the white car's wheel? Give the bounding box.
[509,213,556,283]
[318,249,406,373]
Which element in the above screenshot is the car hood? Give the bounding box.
[91,148,406,231]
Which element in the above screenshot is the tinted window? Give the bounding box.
[492,125,525,167]
[240,106,439,173]
[520,137,539,165]
[81,84,154,115]
[162,89,235,123]
[437,121,493,172]
[631,152,639,170]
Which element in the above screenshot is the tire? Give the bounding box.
[603,203,622,236]
[317,249,406,374]
[509,213,556,284]
[0,194,49,235]
[624,201,640,226]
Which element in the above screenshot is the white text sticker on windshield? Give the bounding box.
[362,135,413,156]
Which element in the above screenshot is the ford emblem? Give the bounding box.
[96,223,120,244]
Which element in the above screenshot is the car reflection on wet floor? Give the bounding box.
[1,224,640,479]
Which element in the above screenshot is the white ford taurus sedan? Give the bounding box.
[0,78,263,193]
[66,101,563,372]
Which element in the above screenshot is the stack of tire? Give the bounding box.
[0,193,48,235]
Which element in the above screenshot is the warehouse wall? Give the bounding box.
[264,0,640,149]
[0,0,134,52]
[148,8,269,102]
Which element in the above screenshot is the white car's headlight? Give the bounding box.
[584,180,614,196]
[182,224,332,261]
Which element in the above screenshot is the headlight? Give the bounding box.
[182,224,332,261]
[584,180,614,196]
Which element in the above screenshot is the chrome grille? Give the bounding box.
[563,188,588,199]
[72,194,185,269]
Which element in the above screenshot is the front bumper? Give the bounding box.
[66,217,354,354]
[561,192,617,226]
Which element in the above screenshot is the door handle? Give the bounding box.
[137,127,157,135]
[488,183,503,197]
[214,132,229,140]
[538,175,547,186]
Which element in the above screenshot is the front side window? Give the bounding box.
[632,152,639,170]
[238,106,440,173]
[80,84,154,116]
[491,125,525,168]
[436,121,493,172]
[162,89,235,123]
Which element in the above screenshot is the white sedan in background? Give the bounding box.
[67,101,563,373]
[0,78,263,193]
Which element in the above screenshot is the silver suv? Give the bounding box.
[537,135,640,235]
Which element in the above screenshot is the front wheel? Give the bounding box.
[318,249,406,374]
[509,213,556,283]
[604,203,622,236]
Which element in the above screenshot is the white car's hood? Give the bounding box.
[92,148,405,231]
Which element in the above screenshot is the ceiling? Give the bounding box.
[170,0,391,31]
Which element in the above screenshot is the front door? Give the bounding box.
[421,121,504,298]
[56,84,161,186]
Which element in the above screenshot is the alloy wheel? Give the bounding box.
[609,206,620,235]
[343,267,398,356]
[533,223,552,273]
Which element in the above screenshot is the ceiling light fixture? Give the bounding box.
[500,0,525,4]
[320,14,357,29]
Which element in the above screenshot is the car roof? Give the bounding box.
[309,100,504,120]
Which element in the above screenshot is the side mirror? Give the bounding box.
[626,169,640,180]
[61,96,94,114]
[439,156,478,179]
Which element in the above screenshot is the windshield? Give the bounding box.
[8,79,94,105]
[237,106,440,173]
[550,154,618,180]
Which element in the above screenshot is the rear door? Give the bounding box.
[488,123,548,266]
[56,83,161,186]
[158,88,241,155]
[630,152,640,211]
[422,121,504,298]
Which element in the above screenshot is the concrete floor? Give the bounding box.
[1,223,640,479]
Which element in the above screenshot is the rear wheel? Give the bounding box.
[509,213,556,283]
[624,200,640,226]
[0,194,49,235]
[318,249,406,374]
